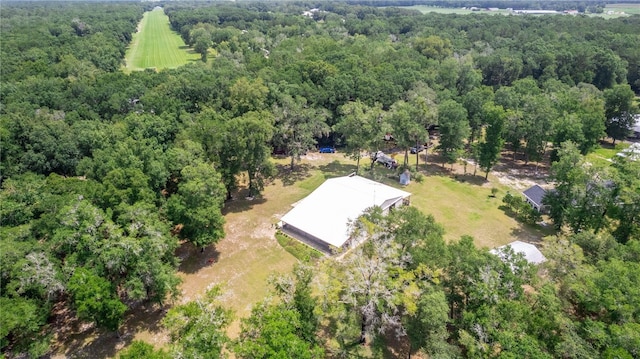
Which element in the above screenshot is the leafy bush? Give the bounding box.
[502,192,541,225]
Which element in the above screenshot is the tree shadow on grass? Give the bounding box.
[274,163,312,186]
[177,241,222,275]
[54,324,128,359]
[222,188,267,215]
[510,222,555,244]
[451,173,489,186]
[50,301,166,359]
[317,160,357,178]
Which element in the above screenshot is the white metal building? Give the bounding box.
[279,174,411,253]
[491,240,546,264]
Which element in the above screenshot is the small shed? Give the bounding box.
[491,240,546,265]
[523,184,548,212]
[399,170,410,185]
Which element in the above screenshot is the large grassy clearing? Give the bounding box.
[53,153,549,357]
[176,153,549,320]
[123,7,200,72]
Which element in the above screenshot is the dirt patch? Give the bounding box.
[490,150,552,190]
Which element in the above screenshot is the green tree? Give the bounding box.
[0,297,48,353]
[191,27,212,62]
[163,287,231,359]
[478,49,524,87]
[413,35,452,61]
[437,100,470,167]
[270,264,321,343]
[334,101,386,174]
[389,206,446,268]
[388,99,429,168]
[325,208,409,346]
[609,156,640,243]
[478,103,506,179]
[167,161,226,251]
[195,108,241,200]
[604,84,638,144]
[544,141,586,231]
[67,267,127,333]
[551,84,607,155]
[228,77,269,116]
[404,288,453,358]
[463,86,495,143]
[522,94,555,164]
[119,340,171,359]
[235,301,324,359]
[272,95,330,170]
[100,167,155,210]
[234,111,276,197]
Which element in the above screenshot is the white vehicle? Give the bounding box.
[373,151,398,169]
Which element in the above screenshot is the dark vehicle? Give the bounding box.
[319,147,336,153]
[410,142,434,154]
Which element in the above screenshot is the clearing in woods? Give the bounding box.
[123,7,200,72]
[51,153,551,357]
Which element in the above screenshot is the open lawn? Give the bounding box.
[123,7,200,72]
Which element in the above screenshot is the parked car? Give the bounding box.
[319,147,336,153]
[410,142,434,154]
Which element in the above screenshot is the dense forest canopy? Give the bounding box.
[1,1,639,358]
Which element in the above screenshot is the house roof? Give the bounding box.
[491,240,546,264]
[523,184,547,207]
[280,175,411,248]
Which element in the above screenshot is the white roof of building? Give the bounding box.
[280,175,411,248]
[491,240,546,264]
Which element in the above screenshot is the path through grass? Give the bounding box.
[124,7,199,72]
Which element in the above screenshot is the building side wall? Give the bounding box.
[281,224,332,254]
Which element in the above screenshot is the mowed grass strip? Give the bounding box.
[124,7,199,72]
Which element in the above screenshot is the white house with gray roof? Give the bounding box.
[523,184,548,212]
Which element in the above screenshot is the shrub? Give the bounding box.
[502,192,541,225]
[275,231,323,262]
